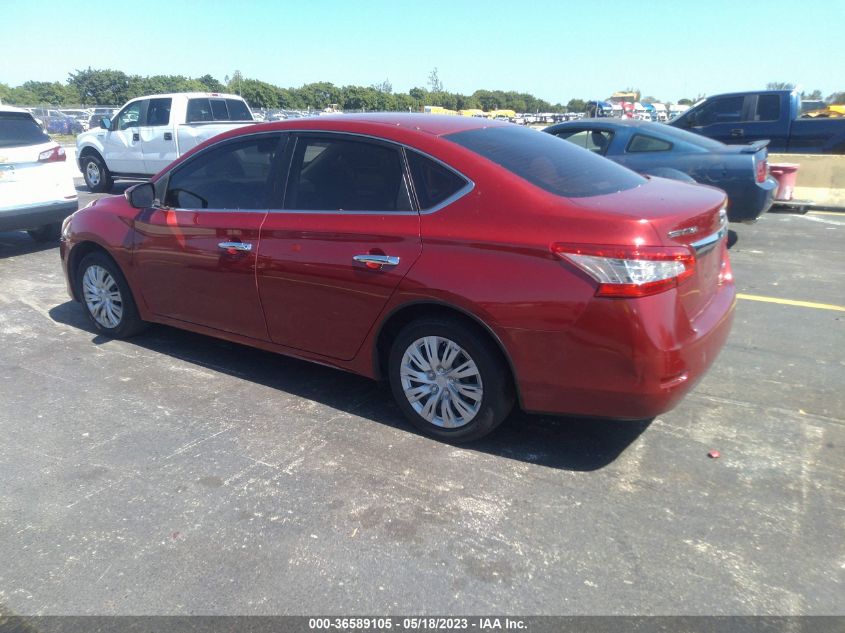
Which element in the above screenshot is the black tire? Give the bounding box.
[81,153,113,193]
[27,222,61,242]
[388,317,514,443]
[76,251,146,338]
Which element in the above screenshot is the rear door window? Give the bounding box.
[187,98,253,122]
[284,135,412,212]
[446,126,644,198]
[406,150,468,210]
[752,95,781,122]
[0,112,51,148]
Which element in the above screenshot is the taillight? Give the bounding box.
[38,146,66,163]
[756,158,767,183]
[551,243,696,298]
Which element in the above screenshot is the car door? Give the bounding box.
[132,132,286,340]
[257,132,422,361]
[104,99,146,173]
[139,97,176,175]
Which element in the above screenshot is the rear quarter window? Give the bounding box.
[406,150,468,210]
[0,112,51,148]
[446,126,644,198]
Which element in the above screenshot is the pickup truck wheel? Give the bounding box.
[76,252,146,338]
[27,222,61,242]
[82,154,113,193]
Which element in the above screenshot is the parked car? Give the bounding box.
[60,109,92,131]
[544,118,777,222]
[60,114,735,442]
[0,106,78,240]
[669,90,845,153]
[76,92,255,192]
[29,108,84,135]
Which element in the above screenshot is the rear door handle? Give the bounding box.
[730,129,744,137]
[164,132,173,141]
[353,254,400,269]
[218,241,252,252]
[132,132,140,141]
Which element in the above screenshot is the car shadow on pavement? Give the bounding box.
[74,180,136,196]
[0,231,60,259]
[49,300,652,472]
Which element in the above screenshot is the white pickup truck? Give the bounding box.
[76,92,255,192]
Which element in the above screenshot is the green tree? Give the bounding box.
[826,91,845,104]
[68,68,131,105]
[677,98,694,105]
[566,98,587,112]
[237,78,280,108]
[198,74,226,92]
[766,82,794,90]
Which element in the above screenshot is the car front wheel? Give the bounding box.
[388,317,514,442]
[81,154,113,193]
[76,252,146,338]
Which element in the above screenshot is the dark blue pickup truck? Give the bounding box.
[669,90,845,154]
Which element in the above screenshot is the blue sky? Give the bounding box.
[2,0,842,103]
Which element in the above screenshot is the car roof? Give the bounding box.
[255,113,512,137]
[0,105,30,114]
[126,92,246,101]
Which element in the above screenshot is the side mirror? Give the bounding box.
[126,182,156,209]
[99,117,111,130]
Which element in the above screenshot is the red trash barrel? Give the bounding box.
[768,163,800,201]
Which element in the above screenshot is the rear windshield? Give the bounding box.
[0,112,51,148]
[445,126,645,198]
[186,98,253,123]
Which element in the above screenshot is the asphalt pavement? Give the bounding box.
[0,186,842,616]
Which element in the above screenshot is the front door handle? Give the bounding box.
[353,254,400,269]
[132,132,140,141]
[164,132,173,141]
[730,128,744,137]
[218,241,252,252]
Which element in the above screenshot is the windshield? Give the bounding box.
[0,112,51,148]
[445,125,645,198]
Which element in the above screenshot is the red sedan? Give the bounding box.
[60,114,735,442]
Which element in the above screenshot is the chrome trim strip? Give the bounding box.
[691,212,728,256]
[353,254,400,267]
[218,241,252,251]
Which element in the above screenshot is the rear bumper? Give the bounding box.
[506,281,736,419]
[725,176,776,222]
[0,199,78,232]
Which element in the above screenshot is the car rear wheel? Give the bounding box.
[388,317,514,442]
[76,252,146,338]
[27,222,61,242]
[82,154,113,193]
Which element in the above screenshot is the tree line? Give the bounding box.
[2,70,842,113]
[0,68,594,113]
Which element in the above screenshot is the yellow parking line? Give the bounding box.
[808,211,844,216]
[737,293,845,312]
